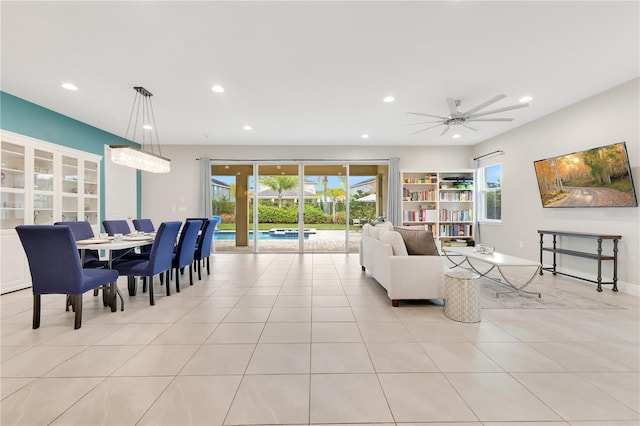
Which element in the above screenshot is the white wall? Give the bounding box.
[472,78,640,294]
[141,144,472,222]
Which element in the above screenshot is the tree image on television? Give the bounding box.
[534,143,637,207]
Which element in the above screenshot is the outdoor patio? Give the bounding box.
[214,230,362,253]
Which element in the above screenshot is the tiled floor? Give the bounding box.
[1,253,638,426]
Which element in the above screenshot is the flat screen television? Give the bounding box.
[533,141,638,208]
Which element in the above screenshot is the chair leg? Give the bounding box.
[206,256,210,275]
[128,276,137,296]
[189,264,194,286]
[66,294,71,311]
[175,268,180,293]
[149,276,155,306]
[33,294,41,329]
[197,259,202,280]
[74,294,83,329]
[160,273,164,285]
[142,277,148,293]
[167,270,173,296]
[110,282,117,313]
[102,287,109,307]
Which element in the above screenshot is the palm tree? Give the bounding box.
[327,187,346,223]
[260,175,298,207]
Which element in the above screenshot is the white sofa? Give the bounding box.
[360,223,445,307]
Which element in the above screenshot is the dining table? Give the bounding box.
[76,234,155,311]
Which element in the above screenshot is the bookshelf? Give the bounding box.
[401,170,475,249]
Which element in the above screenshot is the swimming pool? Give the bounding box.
[214,229,316,241]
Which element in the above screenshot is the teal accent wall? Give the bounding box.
[0,91,142,221]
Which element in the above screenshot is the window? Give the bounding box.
[479,163,502,221]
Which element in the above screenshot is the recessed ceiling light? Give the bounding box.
[519,96,533,103]
[361,134,369,139]
[243,125,253,131]
[142,124,153,130]
[452,134,461,139]
[61,83,78,91]
[383,96,395,103]
[211,85,225,93]
[224,165,230,169]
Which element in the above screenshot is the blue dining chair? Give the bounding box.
[132,218,155,233]
[194,218,218,280]
[54,221,105,268]
[53,221,120,309]
[103,219,150,261]
[171,220,202,292]
[132,218,155,255]
[111,221,181,305]
[15,225,119,329]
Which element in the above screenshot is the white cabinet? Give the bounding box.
[401,170,475,249]
[1,131,101,294]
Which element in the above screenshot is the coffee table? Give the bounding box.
[443,246,542,298]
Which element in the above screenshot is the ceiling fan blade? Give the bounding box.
[467,118,514,122]
[403,121,442,126]
[407,112,447,119]
[410,123,443,135]
[446,98,459,115]
[462,94,506,115]
[470,103,529,118]
[461,123,478,131]
[439,125,451,136]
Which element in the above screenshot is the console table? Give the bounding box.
[537,230,621,292]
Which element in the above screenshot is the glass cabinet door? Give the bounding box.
[84,160,98,196]
[60,155,79,222]
[1,141,26,229]
[83,159,99,225]
[61,155,79,195]
[33,149,55,224]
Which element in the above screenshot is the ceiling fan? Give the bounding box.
[407,94,529,136]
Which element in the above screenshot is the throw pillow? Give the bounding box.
[369,225,381,240]
[379,230,408,256]
[393,226,440,256]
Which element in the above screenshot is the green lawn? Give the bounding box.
[218,223,361,231]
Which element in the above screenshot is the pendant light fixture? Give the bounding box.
[110,86,171,173]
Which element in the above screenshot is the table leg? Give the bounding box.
[494,266,542,298]
[613,239,619,292]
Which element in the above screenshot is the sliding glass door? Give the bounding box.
[211,161,388,253]
[255,164,300,253]
[303,163,348,253]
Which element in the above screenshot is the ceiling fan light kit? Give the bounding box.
[407,94,529,136]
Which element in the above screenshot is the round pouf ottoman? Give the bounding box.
[444,269,481,323]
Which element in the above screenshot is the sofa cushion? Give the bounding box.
[369,225,381,240]
[393,226,440,255]
[379,230,408,256]
[369,222,392,240]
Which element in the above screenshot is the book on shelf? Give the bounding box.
[403,175,437,184]
[403,207,437,223]
[439,223,473,237]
